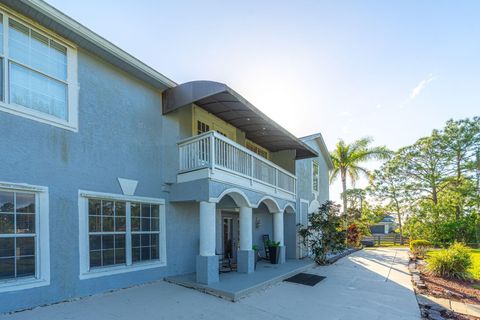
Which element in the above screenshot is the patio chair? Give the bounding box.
[263,234,270,260]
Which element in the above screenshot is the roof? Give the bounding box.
[3,0,176,90]
[163,81,318,159]
[300,132,334,169]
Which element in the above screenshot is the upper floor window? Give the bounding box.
[0,10,78,131]
[246,140,270,159]
[312,160,319,192]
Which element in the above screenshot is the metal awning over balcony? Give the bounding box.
[162,81,318,160]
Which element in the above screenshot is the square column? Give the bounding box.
[196,201,219,284]
[237,206,254,273]
[273,211,286,264]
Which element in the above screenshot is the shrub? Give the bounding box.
[410,240,433,259]
[426,243,473,280]
[347,223,361,247]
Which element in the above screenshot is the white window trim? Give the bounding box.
[78,190,167,280]
[0,181,50,293]
[0,5,79,132]
[312,160,319,193]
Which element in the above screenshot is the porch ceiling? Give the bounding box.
[162,81,318,159]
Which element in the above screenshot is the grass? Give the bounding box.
[427,248,480,280]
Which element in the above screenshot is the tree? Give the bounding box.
[369,158,412,244]
[298,201,346,264]
[330,138,391,226]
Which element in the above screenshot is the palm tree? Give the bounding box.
[330,138,391,224]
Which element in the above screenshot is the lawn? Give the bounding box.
[427,248,480,280]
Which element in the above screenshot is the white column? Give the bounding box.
[199,201,216,256]
[239,206,253,250]
[273,211,284,246]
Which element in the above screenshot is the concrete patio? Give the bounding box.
[165,258,316,301]
[0,248,420,320]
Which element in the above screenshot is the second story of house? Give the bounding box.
[0,0,318,204]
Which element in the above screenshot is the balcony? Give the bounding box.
[177,131,296,200]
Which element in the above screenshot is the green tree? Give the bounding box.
[330,138,390,226]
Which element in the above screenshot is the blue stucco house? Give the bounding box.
[0,0,332,313]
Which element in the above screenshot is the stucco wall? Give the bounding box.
[0,49,201,313]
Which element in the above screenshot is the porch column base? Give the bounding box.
[278,246,286,264]
[237,250,255,273]
[196,255,219,285]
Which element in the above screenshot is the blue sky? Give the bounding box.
[47,0,480,202]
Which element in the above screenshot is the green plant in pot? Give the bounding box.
[267,240,281,264]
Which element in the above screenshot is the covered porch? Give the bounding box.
[165,258,314,301]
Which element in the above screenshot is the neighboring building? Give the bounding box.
[369,215,397,234]
[0,0,331,314]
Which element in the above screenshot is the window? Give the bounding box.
[79,191,166,279]
[197,120,210,135]
[312,160,319,192]
[0,182,50,292]
[246,140,270,159]
[0,10,78,131]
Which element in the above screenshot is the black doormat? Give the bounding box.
[284,273,326,286]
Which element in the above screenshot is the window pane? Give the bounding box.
[89,215,101,232]
[88,200,101,215]
[132,234,140,247]
[131,217,140,232]
[0,13,3,55]
[9,19,67,81]
[115,217,126,232]
[115,202,126,217]
[102,217,114,232]
[0,191,14,213]
[16,214,35,233]
[141,218,150,231]
[141,204,150,218]
[115,249,125,264]
[151,246,159,260]
[102,249,114,266]
[0,213,14,234]
[132,248,140,262]
[131,203,140,217]
[16,256,35,277]
[114,235,125,249]
[0,238,14,257]
[141,247,150,261]
[151,205,159,218]
[151,218,159,231]
[102,201,114,216]
[10,62,68,120]
[102,235,114,250]
[0,258,14,279]
[16,237,35,256]
[89,251,101,268]
[141,234,150,247]
[89,235,101,250]
[16,193,35,213]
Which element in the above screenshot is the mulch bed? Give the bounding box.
[417,263,480,305]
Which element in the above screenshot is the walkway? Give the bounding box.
[0,248,420,320]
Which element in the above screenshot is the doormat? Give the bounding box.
[284,273,326,286]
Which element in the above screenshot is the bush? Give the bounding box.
[410,240,433,259]
[426,243,473,280]
[347,223,361,247]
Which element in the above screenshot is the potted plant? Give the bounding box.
[252,245,260,270]
[267,240,281,264]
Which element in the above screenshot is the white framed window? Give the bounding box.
[0,181,50,293]
[0,7,78,131]
[312,160,319,193]
[78,190,166,280]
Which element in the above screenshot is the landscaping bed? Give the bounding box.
[417,262,480,305]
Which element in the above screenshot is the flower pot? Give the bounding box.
[268,246,280,264]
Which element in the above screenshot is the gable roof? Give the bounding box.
[2,0,176,90]
[300,132,334,169]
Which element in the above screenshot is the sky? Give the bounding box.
[47,0,480,203]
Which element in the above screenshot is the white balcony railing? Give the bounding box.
[178,131,296,195]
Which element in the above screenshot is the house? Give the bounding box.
[0,0,331,313]
[369,215,397,234]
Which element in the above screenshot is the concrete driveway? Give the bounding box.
[0,248,420,320]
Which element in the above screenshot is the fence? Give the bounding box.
[362,234,409,246]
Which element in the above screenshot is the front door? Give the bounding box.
[222,212,239,262]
